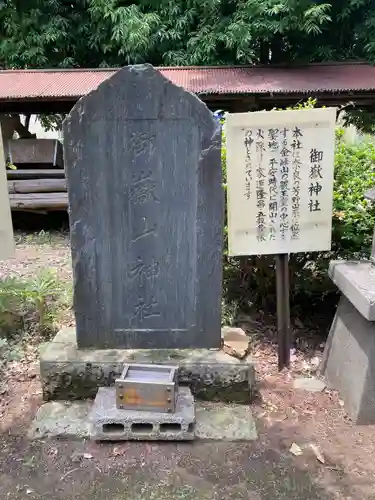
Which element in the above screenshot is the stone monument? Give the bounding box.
[64,64,222,350]
[40,65,255,403]
[321,187,375,424]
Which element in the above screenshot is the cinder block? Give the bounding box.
[90,386,195,441]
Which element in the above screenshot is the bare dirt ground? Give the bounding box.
[0,231,71,281]
[0,232,375,499]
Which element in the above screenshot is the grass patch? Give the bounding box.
[0,270,72,341]
[0,269,72,367]
[15,230,69,247]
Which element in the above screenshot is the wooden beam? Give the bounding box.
[0,99,76,115]
[9,192,68,210]
[8,178,67,193]
[6,169,65,179]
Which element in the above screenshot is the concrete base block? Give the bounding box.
[40,328,255,403]
[90,386,195,441]
[29,400,258,442]
[321,296,375,424]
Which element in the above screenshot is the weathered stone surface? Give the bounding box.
[293,377,326,393]
[29,398,258,442]
[28,400,91,439]
[63,64,223,350]
[321,296,375,424]
[222,326,249,359]
[40,328,255,403]
[195,402,257,441]
[90,387,195,441]
[329,260,375,321]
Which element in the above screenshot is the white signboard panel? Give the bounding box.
[0,124,14,260]
[226,108,336,256]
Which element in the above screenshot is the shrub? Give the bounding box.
[221,111,375,321]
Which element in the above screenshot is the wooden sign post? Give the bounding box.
[226,108,336,370]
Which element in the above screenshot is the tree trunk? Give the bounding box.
[24,114,31,131]
[259,41,270,64]
[270,36,284,64]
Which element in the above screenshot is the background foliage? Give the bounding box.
[0,0,374,69]
[2,1,375,130]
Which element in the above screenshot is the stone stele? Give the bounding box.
[63,64,223,350]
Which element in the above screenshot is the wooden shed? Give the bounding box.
[1,62,375,212]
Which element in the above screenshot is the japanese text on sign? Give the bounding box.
[226,108,336,256]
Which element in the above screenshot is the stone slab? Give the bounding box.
[195,402,258,441]
[90,386,194,441]
[320,296,375,424]
[293,377,326,393]
[29,400,258,441]
[63,64,223,350]
[329,260,375,321]
[40,328,255,403]
[28,400,91,439]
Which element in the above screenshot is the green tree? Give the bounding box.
[0,0,373,69]
[0,0,96,68]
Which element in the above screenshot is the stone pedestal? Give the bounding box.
[40,328,255,404]
[321,260,375,424]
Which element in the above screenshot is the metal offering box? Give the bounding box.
[115,363,178,413]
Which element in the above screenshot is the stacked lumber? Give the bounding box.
[5,139,69,212]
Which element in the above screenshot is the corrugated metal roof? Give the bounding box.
[1,63,375,100]
[0,69,115,99]
[161,63,375,94]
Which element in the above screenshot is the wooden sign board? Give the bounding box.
[0,124,14,260]
[226,108,336,256]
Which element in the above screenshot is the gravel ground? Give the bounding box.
[0,231,375,499]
